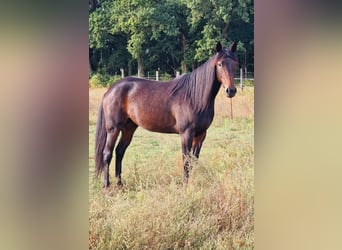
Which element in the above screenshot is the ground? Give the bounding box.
[89,86,254,249]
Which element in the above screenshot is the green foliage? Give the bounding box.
[159,72,173,81]
[89,74,102,88]
[89,1,112,49]
[89,0,254,82]
[89,73,121,88]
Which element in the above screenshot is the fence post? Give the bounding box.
[156,70,159,81]
[240,68,243,90]
[138,69,141,78]
[120,68,124,78]
[245,67,247,79]
[176,71,180,78]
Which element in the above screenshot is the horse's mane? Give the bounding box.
[168,56,219,112]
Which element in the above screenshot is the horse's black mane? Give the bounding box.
[167,56,220,112]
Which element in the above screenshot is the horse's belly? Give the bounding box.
[128,106,177,133]
[139,117,177,133]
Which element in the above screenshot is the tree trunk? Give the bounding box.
[181,61,186,74]
[222,22,229,40]
[128,60,132,76]
[180,32,187,74]
[137,56,144,77]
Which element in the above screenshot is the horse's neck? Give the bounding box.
[210,79,221,100]
[193,60,220,107]
[168,57,220,112]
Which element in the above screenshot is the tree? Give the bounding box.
[89,0,134,75]
[88,0,254,80]
[109,0,189,76]
[184,0,253,63]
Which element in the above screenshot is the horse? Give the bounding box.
[95,41,239,188]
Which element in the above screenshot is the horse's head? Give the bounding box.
[214,41,239,98]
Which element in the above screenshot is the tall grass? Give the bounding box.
[89,86,254,249]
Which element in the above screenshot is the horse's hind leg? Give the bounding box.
[115,121,137,186]
[103,128,120,188]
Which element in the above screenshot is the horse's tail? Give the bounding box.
[95,99,107,177]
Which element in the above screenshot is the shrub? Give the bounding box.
[89,73,121,88]
[159,72,173,81]
[89,74,102,88]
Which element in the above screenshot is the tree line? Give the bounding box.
[89,0,254,80]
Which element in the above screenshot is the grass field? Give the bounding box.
[89,86,254,249]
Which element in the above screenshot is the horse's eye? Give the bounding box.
[218,62,222,67]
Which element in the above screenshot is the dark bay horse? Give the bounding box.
[95,41,239,188]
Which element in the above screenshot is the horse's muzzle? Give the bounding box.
[226,87,237,98]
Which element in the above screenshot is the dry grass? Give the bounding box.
[89,85,254,249]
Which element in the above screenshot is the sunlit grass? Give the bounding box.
[89,86,254,249]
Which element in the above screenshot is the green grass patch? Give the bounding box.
[89,88,254,249]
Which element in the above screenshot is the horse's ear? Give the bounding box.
[231,41,237,53]
[216,42,222,52]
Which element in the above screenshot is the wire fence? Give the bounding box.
[136,71,254,80]
[120,68,254,89]
[145,70,254,89]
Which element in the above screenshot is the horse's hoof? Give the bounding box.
[102,182,111,191]
[183,177,189,186]
[102,187,110,194]
[117,181,123,188]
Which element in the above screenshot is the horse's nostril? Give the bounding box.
[226,87,236,98]
[226,87,236,94]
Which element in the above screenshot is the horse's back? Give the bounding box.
[102,77,177,132]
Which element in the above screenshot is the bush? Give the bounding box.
[159,72,173,81]
[89,74,103,88]
[89,73,121,88]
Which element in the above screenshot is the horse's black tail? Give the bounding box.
[95,99,107,177]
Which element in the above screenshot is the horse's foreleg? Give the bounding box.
[115,122,137,186]
[103,129,120,188]
[181,130,194,184]
[192,131,207,158]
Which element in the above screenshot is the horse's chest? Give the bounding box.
[194,111,214,132]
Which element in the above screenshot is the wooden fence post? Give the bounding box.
[240,68,243,90]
